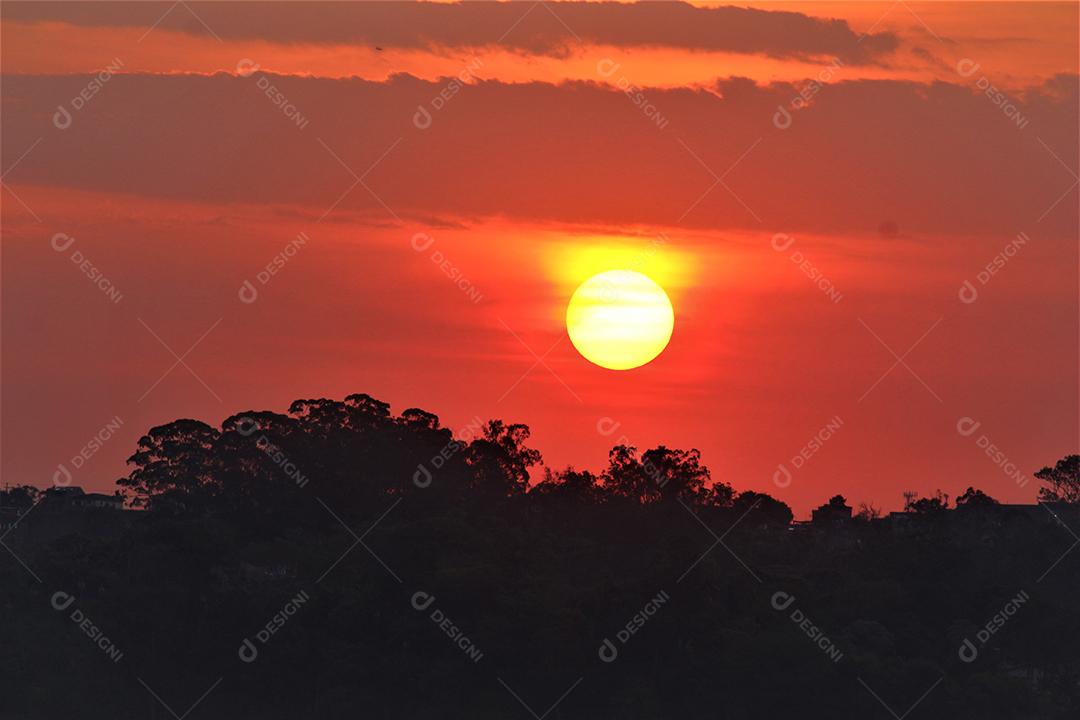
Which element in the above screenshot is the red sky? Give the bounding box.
[2,1,1077,516]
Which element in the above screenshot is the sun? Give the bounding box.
[566,270,675,370]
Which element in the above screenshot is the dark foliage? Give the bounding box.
[2,395,1078,719]
[1037,455,1080,504]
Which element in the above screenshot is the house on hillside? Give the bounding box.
[40,486,123,510]
[74,492,124,510]
[13,486,130,543]
[811,496,853,529]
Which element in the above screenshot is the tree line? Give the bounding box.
[2,393,1078,719]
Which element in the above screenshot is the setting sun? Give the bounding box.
[566,270,675,370]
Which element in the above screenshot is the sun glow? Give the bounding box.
[566,270,675,370]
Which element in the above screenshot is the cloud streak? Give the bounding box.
[3,72,1076,238]
[5,1,898,63]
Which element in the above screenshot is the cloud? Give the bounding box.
[2,72,1076,238]
[4,1,898,63]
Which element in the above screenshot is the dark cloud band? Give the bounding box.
[4,1,898,63]
[2,72,1075,238]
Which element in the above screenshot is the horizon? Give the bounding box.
[7,389,1066,521]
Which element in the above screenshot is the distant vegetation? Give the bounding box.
[2,393,1078,719]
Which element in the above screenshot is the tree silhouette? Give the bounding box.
[1036,454,1080,503]
[0,484,38,509]
[855,501,881,521]
[2,392,1078,719]
[463,419,542,496]
[956,486,998,506]
[532,466,603,502]
[731,490,793,528]
[117,419,221,509]
[909,490,950,515]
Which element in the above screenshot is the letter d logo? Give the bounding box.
[238,638,259,663]
[958,280,978,304]
[772,106,792,130]
[956,59,980,78]
[51,233,75,252]
[958,638,978,663]
[234,417,258,437]
[413,464,432,488]
[596,417,621,436]
[773,464,792,488]
[236,59,260,77]
[238,280,259,304]
[771,233,795,252]
[956,417,981,437]
[596,58,620,78]
[411,591,436,611]
[598,638,618,663]
[413,106,432,130]
[51,591,75,611]
[771,591,795,611]
[411,233,435,252]
[53,463,73,487]
[53,106,73,130]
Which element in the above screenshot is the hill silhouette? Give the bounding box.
[2,393,1078,719]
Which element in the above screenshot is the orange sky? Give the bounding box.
[2,1,1077,516]
[3,2,1077,88]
